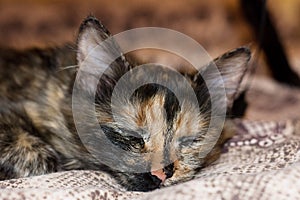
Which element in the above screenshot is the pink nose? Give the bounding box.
[151,169,167,182]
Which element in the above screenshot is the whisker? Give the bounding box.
[57,65,79,72]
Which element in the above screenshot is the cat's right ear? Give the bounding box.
[193,47,251,109]
[76,16,130,94]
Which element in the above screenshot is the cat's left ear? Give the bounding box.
[194,47,251,109]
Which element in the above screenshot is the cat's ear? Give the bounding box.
[77,16,118,67]
[76,16,130,94]
[194,47,251,109]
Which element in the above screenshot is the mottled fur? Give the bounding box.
[0,16,250,191]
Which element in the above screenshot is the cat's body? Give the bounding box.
[0,47,87,173]
[0,16,251,191]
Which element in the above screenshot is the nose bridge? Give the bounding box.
[144,92,176,178]
[143,94,167,170]
[150,125,177,173]
[150,131,166,171]
[150,134,175,182]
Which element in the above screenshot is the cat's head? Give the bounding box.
[75,16,251,191]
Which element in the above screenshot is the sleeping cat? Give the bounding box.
[0,16,250,191]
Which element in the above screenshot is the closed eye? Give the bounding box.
[101,125,145,152]
[178,136,198,146]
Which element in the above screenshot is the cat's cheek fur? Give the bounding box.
[162,160,196,186]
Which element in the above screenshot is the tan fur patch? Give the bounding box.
[16,132,33,149]
[173,101,206,140]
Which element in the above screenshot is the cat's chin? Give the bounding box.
[113,171,163,192]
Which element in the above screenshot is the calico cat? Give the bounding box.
[0,16,250,191]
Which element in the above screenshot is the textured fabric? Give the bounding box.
[1,120,300,200]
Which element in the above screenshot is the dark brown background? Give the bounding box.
[0,0,299,120]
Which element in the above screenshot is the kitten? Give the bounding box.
[0,16,250,191]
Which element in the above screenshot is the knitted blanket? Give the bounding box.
[1,119,299,200]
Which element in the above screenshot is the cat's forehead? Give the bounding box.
[112,86,208,137]
[112,87,171,129]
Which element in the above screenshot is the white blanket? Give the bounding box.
[1,120,300,200]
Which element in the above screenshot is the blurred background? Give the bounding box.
[0,0,299,120]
